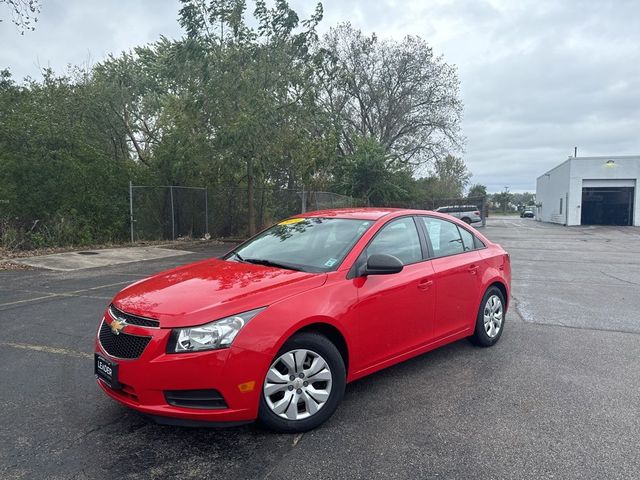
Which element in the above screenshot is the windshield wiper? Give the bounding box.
[242,258,303,271]
[229,251,244,262]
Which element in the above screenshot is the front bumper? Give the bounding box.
[95,318,270,425]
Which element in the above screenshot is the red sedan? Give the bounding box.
[95,208,511,432]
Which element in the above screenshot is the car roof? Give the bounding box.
[437,205,477,209]
[294,207,493,245]
[298,207,427,221]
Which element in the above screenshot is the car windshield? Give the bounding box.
[226,217,373,273]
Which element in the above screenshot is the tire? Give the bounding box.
[461,217,472,224]
[470,286,506,347]
[258,332,346,433]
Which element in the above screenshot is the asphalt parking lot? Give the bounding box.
[1,218,639,479]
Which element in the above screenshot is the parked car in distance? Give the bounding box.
[95,208,511,432]
[435,205,482,224]
[520,210,534,218]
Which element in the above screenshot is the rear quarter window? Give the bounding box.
[457,226,475,251]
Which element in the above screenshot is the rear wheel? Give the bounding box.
[461,217,472,224]
[470,286,505,347]
[259,332,346,433]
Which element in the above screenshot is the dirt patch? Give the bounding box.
[0,260,34,271]
[0,238,224,261]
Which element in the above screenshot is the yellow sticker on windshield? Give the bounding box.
[278,218,304,225]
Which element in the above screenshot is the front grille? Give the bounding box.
[164,389,228,409]
[109,304,159,328]
[99,321,151,359]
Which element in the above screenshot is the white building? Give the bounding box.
[536,155,640,226]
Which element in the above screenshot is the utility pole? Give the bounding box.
[129,181,134,243]
[204,187,209,237]
[503,186,510,215]
[170,185,175,240]
[301,186,307,213]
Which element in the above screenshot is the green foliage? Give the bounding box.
[331,136,414,205]
[0,68,140,247]
[468,184,487,198]
[511,192,536,207]
[490,191,513,212]
[414,155,471,200]
[0,1,470,249]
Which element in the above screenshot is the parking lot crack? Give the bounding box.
[599,271,640,286]
[261,433,306,479]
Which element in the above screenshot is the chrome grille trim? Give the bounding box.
[108,304,160,329]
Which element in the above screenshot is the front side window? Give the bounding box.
[420,217,465,258]
[366,217,423,265]
[228,217,372,272]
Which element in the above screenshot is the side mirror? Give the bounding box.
[363,254,404,276]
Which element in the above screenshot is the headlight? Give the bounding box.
[168,308,265,353]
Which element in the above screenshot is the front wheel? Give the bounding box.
[470,286,506,347]
[258,332,346,433]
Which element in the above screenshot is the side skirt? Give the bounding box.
[347,328,473,382]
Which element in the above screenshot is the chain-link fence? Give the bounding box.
[129,184,208,242]
[129,184,355,241]
[129,183,485,242]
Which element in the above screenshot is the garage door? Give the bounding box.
[581,186,634,226]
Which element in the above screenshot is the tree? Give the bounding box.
[468,184,487,198]
[428,155,470,198]
[0,69,137,247]
[1,0,41,33]
[320,23,464,168]
[511,192,535,208]
[331,136,413,206]
[1,1,469,248]
[177,0,326,235]
[491,190,513,213]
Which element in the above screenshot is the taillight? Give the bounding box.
[474,211,480,216]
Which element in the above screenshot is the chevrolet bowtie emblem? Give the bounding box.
[110,319,126,335]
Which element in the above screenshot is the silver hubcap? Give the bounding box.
[484,295,503,338]
[263,349,332,421]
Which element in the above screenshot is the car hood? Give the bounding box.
[112,258,327,328]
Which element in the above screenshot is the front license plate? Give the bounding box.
[95,353,120,389]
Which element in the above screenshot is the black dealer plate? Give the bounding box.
[95,353,120,389]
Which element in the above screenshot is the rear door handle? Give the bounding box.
[418,279,434,291]
[468,265,479,274]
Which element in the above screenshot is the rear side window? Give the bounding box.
[420,217,465,258]
[366,217,423,265]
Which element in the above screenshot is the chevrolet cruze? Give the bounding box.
[95,208,511,432]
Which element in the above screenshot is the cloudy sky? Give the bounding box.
[2,0,639,192]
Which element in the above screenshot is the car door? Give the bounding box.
[418,216,483,340]
[346,217,436,373]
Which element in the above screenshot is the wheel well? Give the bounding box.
[489,281,508,309]
[297,323,349,371]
